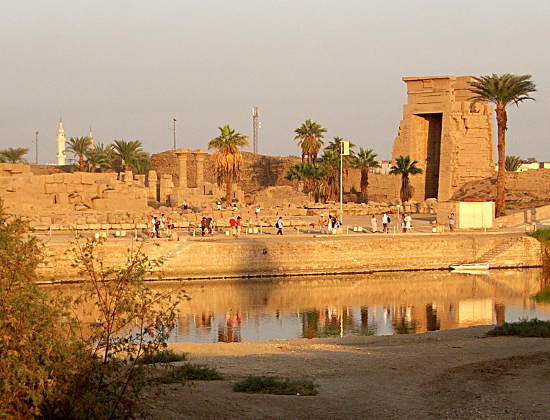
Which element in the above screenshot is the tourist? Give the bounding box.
[449,212,455,232]
[405,213,412,233]
[200,217,207,236]
[371,215,378,233]
[401,214,406,233]
[217,201,222,210]
[319,214,328,234]
[236,216,243,237]
[327,214,333,234]
[148,215,155,238]
[165,217,174,238]
[255,206,261,218]
[159,214,166,234]
[208,217,214,235]
[382,213,390,233]
[232,203,238,211]
[183,200,188,210]
[229,216,237,236]
[155,217,161,238]
[275,216,283,235]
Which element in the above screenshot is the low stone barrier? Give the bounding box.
[36,233,542,282]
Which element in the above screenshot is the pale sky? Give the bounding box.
[1,0,549,164]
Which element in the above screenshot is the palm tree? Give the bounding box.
[66,137,92,171]
[0,147,29,163]
[469,74,536,217]
[505,156,523,172]
[285,162,328,203]
[112,140,147,171]
[208,125,250,205]
[318,149,340,201]
[85,143,114,172]
[389,155,423,203]
[293,119,327,163]
[353,148,380,203]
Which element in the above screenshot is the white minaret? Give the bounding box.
[89,125,94,149]
[56,119,66,165]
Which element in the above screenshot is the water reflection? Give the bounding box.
[46,268,550,343]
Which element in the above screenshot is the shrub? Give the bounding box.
[155,363,223,383]
[487,318,550,338]
[532,228,550,246]
[138,348,187,365]
[233,376,318,395]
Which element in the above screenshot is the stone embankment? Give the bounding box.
[37,233,542,283]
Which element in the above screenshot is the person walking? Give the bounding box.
[382,213,390,233]
[405,214,412,233]
[229,216,237,237]
[401,214,406,233]
[448,212,455,232]
[200,217,207,236]
[319,214,328,234]
[236,216,243,238]
[255,206,261,218]
[327,214,333,234]
[275,216,283,235]
[217,201,222,210]
[370,215,378,233]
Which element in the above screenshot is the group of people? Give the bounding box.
[229,216,243,237]
[317,214,342,234]
[148,214,174,238]
[200,216,215,236]
[370,213,412,233]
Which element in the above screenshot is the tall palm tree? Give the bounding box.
[469,74,536,217]
[85,143,114,172]
[353,148,380,203]
[0,147,29,163]
[208,125,250,205]
[66,137,92,171]
[293,119,327,164]
[112,140,147,171]
[505,156,523,172]
[318,149,340,201]
[389,155,423,203]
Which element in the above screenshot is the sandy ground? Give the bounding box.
[146,326,550,420]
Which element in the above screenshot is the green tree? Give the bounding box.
[85,142,114,172]
[293,119,327,164]
[66,137,92,171]
[208,125,250,205]
[285,162,328,203]
[389,155,423,203]
[0,147,29,163]
[318,149,340,201]
[469,74,536,217]
[353,148,380,203]
[112,139,147,172]
[505,155,523,172]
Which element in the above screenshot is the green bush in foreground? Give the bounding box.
[138,348,187,365]
[233,376,318,395]
[487,318,550,338]
[155,363,223,383]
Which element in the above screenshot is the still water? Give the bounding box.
[52,268,550,343]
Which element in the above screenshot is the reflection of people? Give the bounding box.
[449,212,455,232]
[370,215,378,233]
[276,217,283,235]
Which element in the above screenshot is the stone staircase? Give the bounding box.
[472,236,525,266]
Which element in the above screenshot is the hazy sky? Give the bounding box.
[1,0,548,164]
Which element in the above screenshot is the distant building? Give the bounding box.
[56,120,66,166]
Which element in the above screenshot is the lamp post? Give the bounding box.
[172,119,177,150]
[33,131,39,164]
[340,140,350,224]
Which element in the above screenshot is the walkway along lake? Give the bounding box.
[48,268,550,343]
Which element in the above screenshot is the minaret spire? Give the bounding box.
[56,118,66,165]
[89,125,94,149]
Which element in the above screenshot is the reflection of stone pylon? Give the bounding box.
[56,119,66,165]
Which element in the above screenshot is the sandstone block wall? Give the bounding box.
[36,234,541,282]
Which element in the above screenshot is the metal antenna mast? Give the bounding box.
[252,107,259,154]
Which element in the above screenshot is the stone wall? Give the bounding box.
[36,233,542,282]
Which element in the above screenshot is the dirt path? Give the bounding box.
[147,326,550,419]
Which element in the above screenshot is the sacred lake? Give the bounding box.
[46,267,550,343]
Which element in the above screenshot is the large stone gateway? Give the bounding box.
[392,76,494,202]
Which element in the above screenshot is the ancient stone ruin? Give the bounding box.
[392,76,494,202]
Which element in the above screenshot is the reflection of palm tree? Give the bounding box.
[301,310,320,339]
